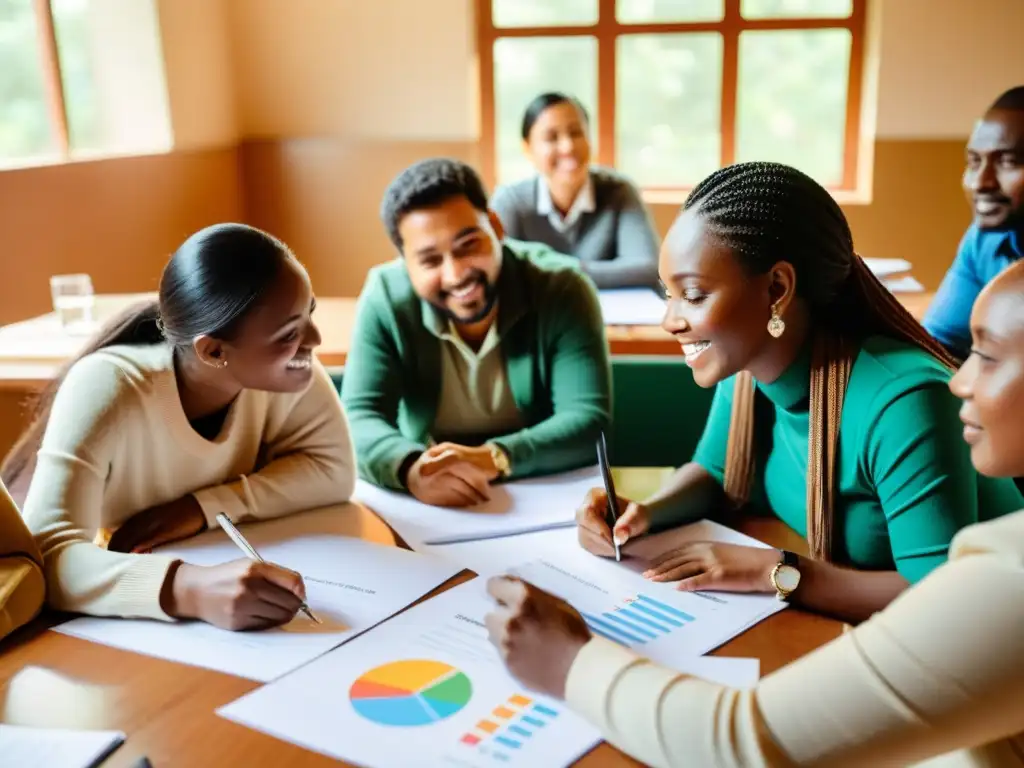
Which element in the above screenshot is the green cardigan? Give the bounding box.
[694,335,1024,583]
[340,239,612,490]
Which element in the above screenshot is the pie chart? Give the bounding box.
[349,659,473,727]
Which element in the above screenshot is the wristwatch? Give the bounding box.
[488,443,511,478]
[769,550,802,602]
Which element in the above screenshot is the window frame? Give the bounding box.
[31,0,71,157]
[476,0,869,197]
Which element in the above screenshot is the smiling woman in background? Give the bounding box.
[576,161,1023,624]
[489,92,660,289]
[486,259,1024,768]
[1,223,356,632]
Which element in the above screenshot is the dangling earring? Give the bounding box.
[767,302,786,338]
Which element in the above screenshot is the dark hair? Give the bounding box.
[989,86,1024,112]
[521,92,590,140]
[380,158,490,248]
[1,223,293,490]
[684,161,959,563]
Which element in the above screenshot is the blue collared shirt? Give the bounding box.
[923,224,1023,359]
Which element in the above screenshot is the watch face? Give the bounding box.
[776,565,801,592]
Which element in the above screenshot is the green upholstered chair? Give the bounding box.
[327,355,711,469]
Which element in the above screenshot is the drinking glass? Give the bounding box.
[50,273,96,335]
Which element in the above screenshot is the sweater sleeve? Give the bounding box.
[565,512,1024,768]
[192,360,357,527]
[340,272,428,490]
[692,377,735,485]
[0,481,44,640]
[490,183,526,241]
[491,270,612,477]
[22,355,178,621]
[579,180,660,289]
[863,379,981,582]
[922,230,981,360]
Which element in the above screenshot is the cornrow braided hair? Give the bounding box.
[686,162,959,562]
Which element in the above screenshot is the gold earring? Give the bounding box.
[767,303,786,338]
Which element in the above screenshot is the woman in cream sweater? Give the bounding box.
[2,223,356,633]
[484,261,1024,764]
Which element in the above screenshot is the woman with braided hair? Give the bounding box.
[576,161,1023,623]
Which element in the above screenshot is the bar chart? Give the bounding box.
[581,593,695,646]
[459,692,561,763]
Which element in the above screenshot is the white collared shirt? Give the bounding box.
[536,175,595,234]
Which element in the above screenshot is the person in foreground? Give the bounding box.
[489,92,659,289]
[484,260,1024,768]
[577,161,1023,623]
[924,85,1024,359]
[340,158,611,507]
[1,223,356,631]
[0,480,44,641]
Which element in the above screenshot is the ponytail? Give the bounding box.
[1,301,164,494]
[686,162,958,563]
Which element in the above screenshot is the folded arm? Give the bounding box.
[580,184,660,289]
[566,515,1024,767]
[492,272,612,478]
[192,361,357,527]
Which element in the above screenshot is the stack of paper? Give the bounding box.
[353,465,601,546]
[0,724,125,768]
[54,505,461,681]
[597,288,667,326]
[862,257,913,278]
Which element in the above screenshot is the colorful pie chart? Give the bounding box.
[349,660,473,727]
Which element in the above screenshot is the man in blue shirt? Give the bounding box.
[923,86,1024,360]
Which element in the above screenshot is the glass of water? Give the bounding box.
[50,273,96,335]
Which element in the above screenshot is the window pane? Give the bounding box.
[617,33,722,187]
[493,36,597,185]
[736,29,851,186]
[51,0,172,155]
[0,0,54,162]
[617,0,723,23]
[741,0,852,19]
[492,0,598,28]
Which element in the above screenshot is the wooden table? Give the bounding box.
[0,468,844,767]
[0,291,936,388]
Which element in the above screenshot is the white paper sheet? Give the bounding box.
[353,465,601,546]
[862,257,913,278]
[219,580,603,768]
[882,275,925,293]
[426,519,784,658]
[53,505,461,681]
[597,287,667,326]
[0,724,125,768]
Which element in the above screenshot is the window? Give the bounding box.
[478,0,867,195]
[0,0,172,166]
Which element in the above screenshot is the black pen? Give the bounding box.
[596,431,621,561]
[130,757,153,768]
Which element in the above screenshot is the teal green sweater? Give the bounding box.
[694,336,1024,583]
[340,239,612,490]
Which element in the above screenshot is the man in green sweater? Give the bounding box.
[340,158,612,507]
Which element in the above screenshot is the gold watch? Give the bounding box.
[769,550,802,602]
[488,443,511,478]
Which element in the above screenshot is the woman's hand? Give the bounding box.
[164,560,307,631]
[406,450,493,507]
[107,496,207,553]
[484,576,591,700]
[644,542,781,592]
[575,488,651,557]
[418,442,500,480]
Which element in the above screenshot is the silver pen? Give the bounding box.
[215,511,321,624]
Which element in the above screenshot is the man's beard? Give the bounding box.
[433,272,498,325]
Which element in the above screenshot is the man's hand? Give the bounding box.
[419,442,500,480]
[406,449,494,508]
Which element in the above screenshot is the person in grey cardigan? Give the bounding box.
[490,92,660,289]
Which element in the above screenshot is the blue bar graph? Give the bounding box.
[521,715,546,728]
[532,704,559,718]
[495,736,522,750]
[582,593,694,646]
[509,725,531,738]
